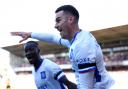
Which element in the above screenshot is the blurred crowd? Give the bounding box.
[18,52,128,66]
[51,52,128,65]
[104,52,128,62]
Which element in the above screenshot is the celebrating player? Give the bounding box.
[11,5,114,89]
[23,41,77,89]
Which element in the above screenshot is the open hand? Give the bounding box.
[10,32,31,43]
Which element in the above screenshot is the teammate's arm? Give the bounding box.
[57,75,77,89]
[51,63,77,89]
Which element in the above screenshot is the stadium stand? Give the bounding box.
[1,24,128,71]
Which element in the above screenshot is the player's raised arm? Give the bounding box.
[10,32,31,43]
[10,31,61,44]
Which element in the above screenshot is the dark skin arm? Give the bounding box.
[58,75,77,89]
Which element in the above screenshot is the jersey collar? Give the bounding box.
[70,30,81,45]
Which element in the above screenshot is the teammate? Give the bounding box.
[23,41,77,89]
[11,5,114,89]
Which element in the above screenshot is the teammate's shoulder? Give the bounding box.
[44,59,57,66]
[43,59,53,63]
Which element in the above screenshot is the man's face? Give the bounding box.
[55,11,71,39]
[25,47,39,64]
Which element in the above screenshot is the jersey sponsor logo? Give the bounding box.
[40,71,46,79]
[76,58,95,64]
[76,58,90,64]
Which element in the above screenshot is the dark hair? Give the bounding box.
[24,41,39,49]
[55,5,79,22]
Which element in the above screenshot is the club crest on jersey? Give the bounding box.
[40,71,46,79]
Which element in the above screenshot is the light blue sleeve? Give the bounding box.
[31,32,70,48]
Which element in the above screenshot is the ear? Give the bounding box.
[68,16,74,24]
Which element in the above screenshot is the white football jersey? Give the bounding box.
[61,31,114,89]
[33,59,66,89]
[32,30,114,89]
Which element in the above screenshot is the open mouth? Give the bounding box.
[28,58,33,62]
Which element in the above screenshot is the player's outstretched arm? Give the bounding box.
[10,32,31,43]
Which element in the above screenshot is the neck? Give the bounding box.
[34,57,43,71]
[69,24,81,42]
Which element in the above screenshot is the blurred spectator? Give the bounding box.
[104,52,128,62]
